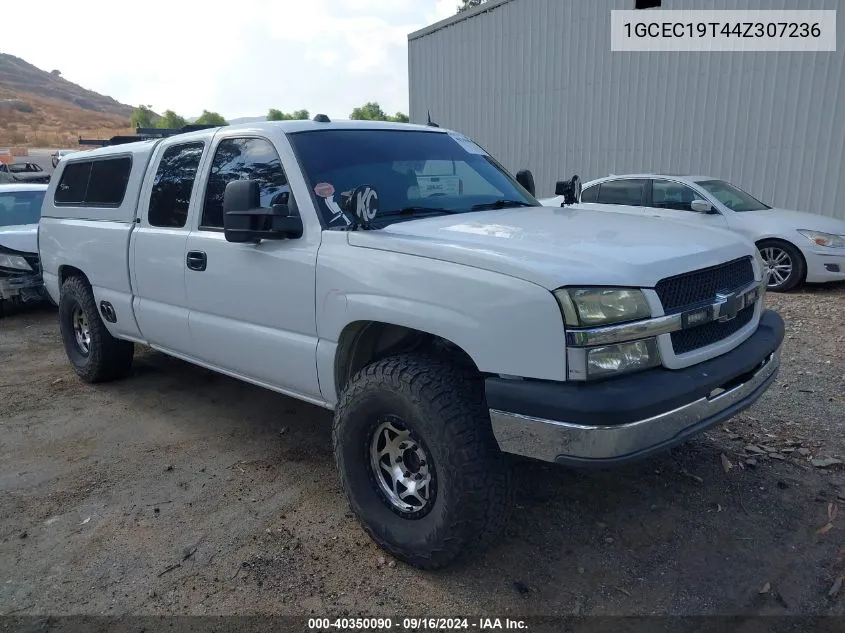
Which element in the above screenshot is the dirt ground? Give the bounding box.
[1,285,843,619]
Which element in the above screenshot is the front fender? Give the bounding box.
[316,235,568,404]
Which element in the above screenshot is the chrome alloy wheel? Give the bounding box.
[369,416,435,515]
[71,304,91,355]
[759,246,793,289]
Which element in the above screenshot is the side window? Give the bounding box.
[54,157,131,206]
[580,185,599,203]
[148,142,205,228]
[595,179,647,206]
[651,180,700,212]
[201,137,290,229]
[55,161,92,204]
[86,157,131,205]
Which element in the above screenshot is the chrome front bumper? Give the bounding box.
[490,345,781,466]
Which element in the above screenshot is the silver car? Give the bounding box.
[0,184,48,315]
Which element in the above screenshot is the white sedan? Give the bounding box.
[0,183,48,313]
[541,174,845,292]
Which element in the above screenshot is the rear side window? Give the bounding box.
[148,142,205,228]
[201,137,290,229]
[54,157,131,206]
[55,162,92,204]
[580,185,599,202]
[595,179,647,206]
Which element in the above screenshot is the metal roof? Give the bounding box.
[408,0,516,41]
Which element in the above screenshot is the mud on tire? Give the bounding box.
[332,354,510,569]
[59,275,134,383]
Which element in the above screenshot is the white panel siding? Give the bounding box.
[409,0,845,220]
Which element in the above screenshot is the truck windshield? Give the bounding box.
[287,129,538,228]
[697,179,771,212]
[0,190,45,226]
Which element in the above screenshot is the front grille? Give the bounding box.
[656,257,754,313]
[670,304,755,354]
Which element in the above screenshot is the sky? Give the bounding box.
[4,0,457,121]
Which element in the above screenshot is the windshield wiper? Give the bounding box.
[470,199,536,211]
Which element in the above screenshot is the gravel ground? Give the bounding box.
[0,285,843,619]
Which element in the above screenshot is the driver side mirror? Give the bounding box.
[690,199,714,213]
[515,169,535,197]
[223,180,303,243]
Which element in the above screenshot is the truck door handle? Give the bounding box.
[186,251,207,271]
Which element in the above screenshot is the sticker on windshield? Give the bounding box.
[417,175,460,197]
[448,132,487,155]
[351,185,379,223]
[324,194,351,227]
[314,182,335,198]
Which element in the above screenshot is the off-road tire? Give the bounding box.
[59,276,134,382]
[757,239,806,292]
[333,354,510,569]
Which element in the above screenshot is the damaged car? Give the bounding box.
[0,184,48,315]
[0,162,51,185]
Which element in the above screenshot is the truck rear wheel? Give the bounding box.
[333,354,510,569]
[59,276,134,383]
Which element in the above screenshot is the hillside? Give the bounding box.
[0,53,133,117]
[0,53,134,147]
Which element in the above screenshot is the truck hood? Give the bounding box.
[348,207,756,289]
[0,224,38,254]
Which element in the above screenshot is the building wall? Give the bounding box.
[408,0,845,219]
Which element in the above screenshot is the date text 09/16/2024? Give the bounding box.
[307,617,528,630]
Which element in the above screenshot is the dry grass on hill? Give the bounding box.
[0,87,133,148]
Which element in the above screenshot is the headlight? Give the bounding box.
[0,253,32,271]
[554,287,651,327]
[797,229,845,248]
[587,339,661,378]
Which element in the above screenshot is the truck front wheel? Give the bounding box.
[333,354,510,569]
[59,276,134,382]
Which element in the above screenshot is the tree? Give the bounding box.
[50,69,61,77]
[194,110,227,126]
[350,101,388,121]
[131,104,157,129]
[349,102,410,123]
[267,108,310,121]
[156,110,187,129]
[457,0,487,12]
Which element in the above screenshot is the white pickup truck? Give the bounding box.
[39,119,785,568]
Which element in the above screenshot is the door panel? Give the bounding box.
[131,139,208,351]
[184,134,321,399]
[647,206,729,229]
[132,228,191,349]
[185,231,320,397]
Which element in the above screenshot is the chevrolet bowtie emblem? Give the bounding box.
[715,291,741,322]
